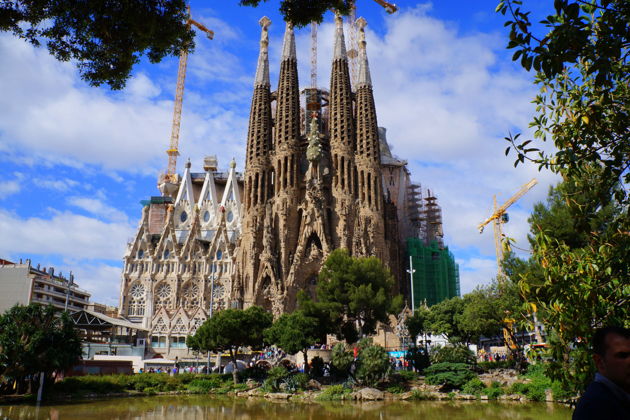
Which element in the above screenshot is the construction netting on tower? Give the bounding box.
[407,237,460,308]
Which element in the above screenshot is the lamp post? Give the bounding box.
[406,256,416,312]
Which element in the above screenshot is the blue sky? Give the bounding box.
[0,1,559,306]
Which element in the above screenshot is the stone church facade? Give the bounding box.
[119,15,441,358]
[233,16,402,316]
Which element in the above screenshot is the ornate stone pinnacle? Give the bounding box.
[254,16,271,87]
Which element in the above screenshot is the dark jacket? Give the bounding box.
[573,379,630,420]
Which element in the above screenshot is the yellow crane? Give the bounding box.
[477,178,538,279]
[478,179,538,350]
[159,7,214,196]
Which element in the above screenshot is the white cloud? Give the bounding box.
[0,180,20,198]
[33,177,80,192]
[0,29,250,175]
[0,209,133,260]
[67,197,129,223]
[62,262,123,307]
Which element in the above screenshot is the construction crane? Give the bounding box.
[478,179,539,349]
[478,178,538,279]
[159,7,214,196]
[347,0,398,87]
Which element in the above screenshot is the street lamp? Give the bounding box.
[406,256,416,312]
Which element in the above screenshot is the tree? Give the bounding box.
[264,310,321,374]
[406,305,431,344]
[316,249,403,343]
[0,304,81,395]
[188,306,272,384]
[496,0,629,393]
[1,0,194,89]
[425,297,469,344]
[240,0,353,27]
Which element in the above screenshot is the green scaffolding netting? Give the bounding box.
[406,238,460,307]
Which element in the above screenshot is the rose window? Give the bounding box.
[130,284,145,298]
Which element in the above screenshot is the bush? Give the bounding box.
[355,342,390,387]
[239,365,267,382]
[262,366,290,392]
[392,370,418,383]
[282,373,309,392]
[386,384,406,394]
[483,383,504,400]
[331,343,354,378]
[408,389,434,400]
[315,384,351,401]
[406,346,430,372]
[430,345,476,365]
[461,377,486,395]
[424,363,475,391]
[309,356,325,378]
[186,377,224,393]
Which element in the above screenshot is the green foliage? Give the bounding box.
[405,346,430,372]
[262,366,290,392]
[408,389,435,400]
[406,306,431,342]
[331,343,354,379]
[282,373,309,392]
[426,297,469,343]
[264,310,322,374]
[386,384,406,394]
[430,345,476,365]
[461,377,486,395]
[392,370,418,383]
[239,0,354,27]
[186,377,224,393]
[0,0,194,89]
[354,341,390,387]
[0,304,82,394]
[317,249,403,343]
[482,382,504,400]
[309,356,325,378]
[315,384,352,401]
[188,306,272,384]
[424,363,476,391]
[497,0,629,394]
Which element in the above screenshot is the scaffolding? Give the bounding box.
[406,237,460,308]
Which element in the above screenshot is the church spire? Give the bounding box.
[333,13,347,60]
[356,17,372,88]
[254,16,271,88]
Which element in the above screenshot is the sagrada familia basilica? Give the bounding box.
[119,16,446,358]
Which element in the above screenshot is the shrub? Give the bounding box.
[461,377,486,395]
[509,382,529,395]
[355,342,390,387]
[309,356,325,378]
[186,377,223,393]
[483,383,504,400]
[406,346,430,372]
[262,366,290,392]
[424,363,475,391]
[239,365,267,382]
[430,345,476,365]
[331,343,354,378]
[408,389,435,400]
[282,373,309,392]
[386,384,406,394]
[477,360,518,371]
[392,370,418,383]
[315,384,351,401]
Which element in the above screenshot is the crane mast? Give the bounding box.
[478,178,538,279]
[347,0,398,87]
[159,8,214,196]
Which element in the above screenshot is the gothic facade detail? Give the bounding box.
[233,15,399,317]
[119,157,243,357]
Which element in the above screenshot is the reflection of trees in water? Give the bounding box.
[0,396,572,419]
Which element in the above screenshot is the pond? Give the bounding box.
[0,395,573,419]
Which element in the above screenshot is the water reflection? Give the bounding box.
[0,396,572,420]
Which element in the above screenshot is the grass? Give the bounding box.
[315,385,352,401]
